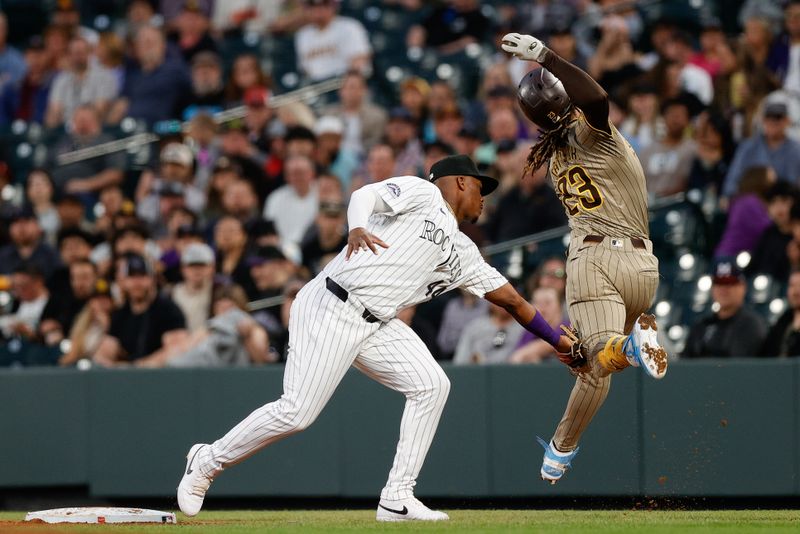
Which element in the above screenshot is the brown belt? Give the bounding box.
[583,235,646,250]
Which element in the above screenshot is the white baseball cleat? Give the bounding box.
[623,313,668,379]
[177,444,214,517]
[376,497,449,522]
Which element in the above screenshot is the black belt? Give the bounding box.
[325,277,381,323]
[583,235,646,250]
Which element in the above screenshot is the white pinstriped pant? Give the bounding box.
[199,275,451,500]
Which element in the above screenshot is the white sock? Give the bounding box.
[550,440,575,457]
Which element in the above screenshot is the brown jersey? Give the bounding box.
[548,113,649,239]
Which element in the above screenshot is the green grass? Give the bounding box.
[1,510,798,533]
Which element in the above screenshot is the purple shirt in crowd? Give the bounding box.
[715,194,772,258]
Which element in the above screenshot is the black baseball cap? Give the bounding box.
[764,102,789,119]
[120,253,154,277]
[428,154,498,196]
[496,139,517,154]
[711,259,744,285]
[247,245,287,267]
[8,205,37,223]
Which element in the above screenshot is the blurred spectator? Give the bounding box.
[206,156,244,219]
[96,32,126,94]
[125,0,160,38]
[399,77,430,128]
[689,20,726,78]
[436,289,488,360]
[0,207,59,280]
[683,260,766,358]
[59,278,113,366]
[159,284,275,367]
[213,216,251,289]
[242,86,273,156]
[0,37,54,126]
[161,0,214,26]
[662,30,714,105]
[474,108,520,165]
[760,269,800,357]
[42,24,70,72]
[38,259,97,347]
[172,1,218,64]
[300,200,347,276]
[25,169,60,245]
[525,256,568,306]
[423,81,458,143]
[314,115,359,191]
[722,102,800,197]
[422,140,455,177]
[619,83,662,153]
[547,26,588,71]
[224,53,271,105]
[453,126,481,161]
[509,287,568,364]
[137,143,204,235]
[431,104,464,151]
[769,1,800,93]
[221,179,260,224]
[324,71,387,156]
[263,155,319,250]
[687,112,735,193]
[407,0,489,56]
[218,121,272,200]
[453,302,523,365]
[385,107,424,177]
[356,143,396,187]
[109,25,191,125]
[49,227,94,296]
[212,0,284,36]
[94,186,133,237]
[640,96,697,197]
[186,112,221,191]
[48,105,125,197]
[56,194,91,233]
[295,0,371,81]
[0,11,26,91]
[715,166,775,258]
[181,51,225,119]
[749,182,798,281]
[0,263,50,341]
[45,36,117,128]
[484,158,566,243]
[246,245,298,301]
[171,242,216,332]
[51,0,99,45]
[94,254,187,366]
[587,15,642,92]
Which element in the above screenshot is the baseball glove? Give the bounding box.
[557,325,588,371]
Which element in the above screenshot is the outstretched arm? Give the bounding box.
[484,283,574,354]
[502,33,610,133]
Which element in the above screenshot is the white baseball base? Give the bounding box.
[25,507,176,524]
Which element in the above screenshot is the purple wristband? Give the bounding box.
[526,312,560,347]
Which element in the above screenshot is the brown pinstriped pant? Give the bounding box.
[552,235,659,451]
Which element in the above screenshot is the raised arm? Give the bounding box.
[502,33,610,133]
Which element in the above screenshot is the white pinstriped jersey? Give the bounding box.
[323,176,508,321]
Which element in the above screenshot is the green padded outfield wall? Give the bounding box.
[0,360,797,497]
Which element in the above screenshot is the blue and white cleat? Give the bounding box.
[622,313,668,380]
[537,437,579,485]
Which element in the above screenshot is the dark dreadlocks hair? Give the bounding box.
[523,110,573,175]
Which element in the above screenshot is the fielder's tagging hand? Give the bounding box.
[346,227,389,260]
[501,32,548,63]
[556,325,589,372]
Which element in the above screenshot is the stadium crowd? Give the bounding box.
[1,0,800,367]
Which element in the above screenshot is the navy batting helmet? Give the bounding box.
[517,67,571,131]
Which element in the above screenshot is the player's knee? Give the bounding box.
[429,371,451,402]
[274,400,318,433]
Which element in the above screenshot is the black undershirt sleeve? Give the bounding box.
[540,50,610,134]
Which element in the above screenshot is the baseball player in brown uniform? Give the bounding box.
[501,32,668,484]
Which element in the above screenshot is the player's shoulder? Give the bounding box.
[382,175,438,195]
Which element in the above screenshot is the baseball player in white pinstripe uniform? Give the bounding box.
[177,155,584,521]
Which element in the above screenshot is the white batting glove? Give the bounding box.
[501,33,548,63]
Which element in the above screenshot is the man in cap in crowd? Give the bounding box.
[0,262,50,341]
[94,254,187,366]
[315,115,359,190]
[385,107,424,177]
[39,258,98,347]
[182,51,225,120]
[723,101,800,197]
[137,142,204,231]
[172,242,218,332]
[684,260,767,358]
[300,200,348,276]
[0,206,60,280]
